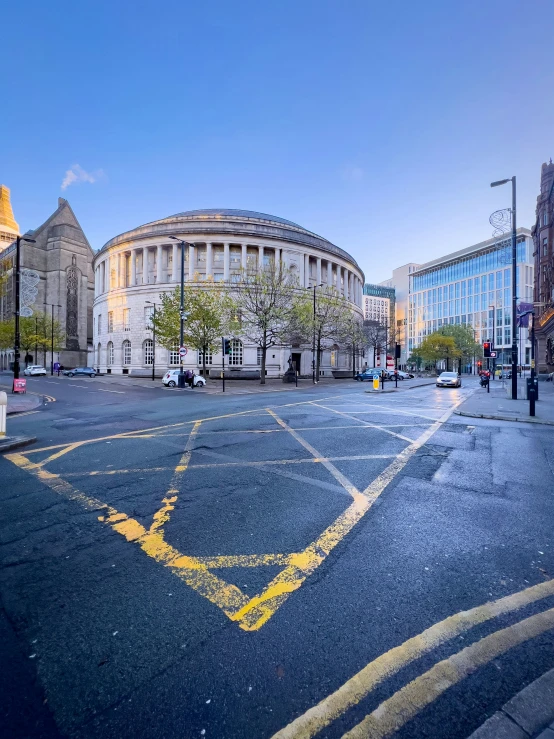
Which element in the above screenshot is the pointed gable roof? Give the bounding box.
[28,197,94,255]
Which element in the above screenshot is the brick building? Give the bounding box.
[533,160,554,372]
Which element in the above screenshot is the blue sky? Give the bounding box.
[3,0,553,282]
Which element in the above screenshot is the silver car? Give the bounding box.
[436,371,461,388]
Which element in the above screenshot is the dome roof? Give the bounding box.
[162,208,304,230]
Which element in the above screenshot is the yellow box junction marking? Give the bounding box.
[5,397,463,631]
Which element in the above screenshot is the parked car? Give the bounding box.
[436,371,461,388]
[163,370,207,388]
[63,367,97,378]
[355,368,388,382]
[23,365,47,376]
[385,370,415,380]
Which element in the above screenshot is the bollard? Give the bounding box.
[529,386,536,417]
[0,391,6,437]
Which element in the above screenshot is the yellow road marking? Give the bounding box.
[8,410,40,418]
[271,578,554,738]
[344,605,554,739]
[230,401,462,632]
[6,393,463,631]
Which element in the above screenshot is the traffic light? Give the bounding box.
[483,341,491,358]
[395,343,401,359]
[477,360,482,370]
[223,339,231,355]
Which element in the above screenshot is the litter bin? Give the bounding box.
[526,377,539,401]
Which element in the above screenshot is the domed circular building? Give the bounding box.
[92,209,364,377]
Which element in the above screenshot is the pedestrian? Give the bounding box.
[184,369,193,388]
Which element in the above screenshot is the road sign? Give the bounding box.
[372,374,380,390]
[13,378,26,394]
[179,346,188,357]
[490,351,497,358]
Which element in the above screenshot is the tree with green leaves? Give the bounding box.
[410,333,461,371]
[233,265,300,384]
[436,323,481,371]
[34,311,66,368]
[339,312,366,378]
[151,280,236,376]
[291,287,351,380]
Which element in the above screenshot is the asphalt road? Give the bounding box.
[1,376,554,739]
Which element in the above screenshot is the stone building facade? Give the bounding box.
[92,208,364,378]
[0,192,94,370]
[533,160,554,372]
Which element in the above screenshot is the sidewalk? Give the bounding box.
[0,382,44,415]
[455,379,554,426]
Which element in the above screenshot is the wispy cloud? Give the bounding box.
[341,165,364,182]
[61,164,105,190]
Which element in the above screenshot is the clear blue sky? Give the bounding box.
[4,0,553,282]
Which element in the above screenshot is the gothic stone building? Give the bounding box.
[0,190,94,369]
[533,160,554,372]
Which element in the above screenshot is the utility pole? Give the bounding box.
[491,176,517,399]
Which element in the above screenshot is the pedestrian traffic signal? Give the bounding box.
[477,360,482,369]
[223,339,231,355]
[483,341,492,358]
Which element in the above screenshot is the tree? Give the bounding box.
[151,280,236,376]
[363,320,388,367]
[292,287,351,380]
[234,265,299,384]
[339,312,366,378]
[412,333,461,371]
[436,324,482,371]
[33,312,65,368]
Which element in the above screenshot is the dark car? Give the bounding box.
[63,366,97,378]
[355,368,388,382]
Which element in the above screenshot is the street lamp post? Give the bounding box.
[168,236,195,389]
[306,283,323,383]
[48,303,62,375]
[488,304,495,377]
[13,235,36,388]
[491,176,517,399]
[146,301,157,382]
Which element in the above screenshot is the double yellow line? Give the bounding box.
[272,579,554,738]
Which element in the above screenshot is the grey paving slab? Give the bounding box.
[468,711,528,739]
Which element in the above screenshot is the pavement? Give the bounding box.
[1,376,554,738]
[455,378,554,425]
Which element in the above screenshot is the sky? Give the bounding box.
[3,0,554,283]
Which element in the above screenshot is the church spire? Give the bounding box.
[0,185,19,234]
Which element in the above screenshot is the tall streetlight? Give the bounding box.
[47,303,62,375]
[145,301,158,382]
[13,234,36,387]
[168,236,194,388]
[306,283,323,383]
[488,303,495,377]
[491,176,517,399]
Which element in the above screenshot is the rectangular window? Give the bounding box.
[169,344,180,366]
[504,269,510,287]
[97,314,102,335]
[481,275,487,293]
[504,327,511,344]
[198,348,213,365]
[145,306,154,328]
[496,271,502,289]
[108,311,114,333]
[455,299,460,315]
[543,238,548,255]
[544,212,548,226]
[123,309,131,331]
[455,283,460,299]
[256,347,263,365]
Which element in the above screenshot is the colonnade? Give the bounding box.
[94,242,364,305]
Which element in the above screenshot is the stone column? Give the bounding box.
[224,243,230,281]
[304,254,310,287]
[316,258,322,286]
[258,245,264,271]
[206,242,213,278]
[172,244,179,282]
[327,261,332,287]
[241,243,247,272]
[343,268,348,299]
[131,250,137,287]
[275,248,281,271]
[188,244,195,280]
[156,245,163,283]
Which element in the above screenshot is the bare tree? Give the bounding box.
[234,265,299,384]
[339,313,366,378]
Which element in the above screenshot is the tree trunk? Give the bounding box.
[352,345,356,378]
[316,335,321,381]
[202,345,206,378]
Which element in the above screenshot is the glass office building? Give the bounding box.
[408,228,534,367]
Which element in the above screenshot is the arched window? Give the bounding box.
[228,339,243,366]
[169,343,179,366]
[107,341,114,366]
[97,343,101,365]
[123,340,132,365]
[143,339,154,366]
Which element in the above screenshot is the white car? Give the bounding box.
[23,365,47,376]
[162,369,207,388]
[436,371,461,388]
